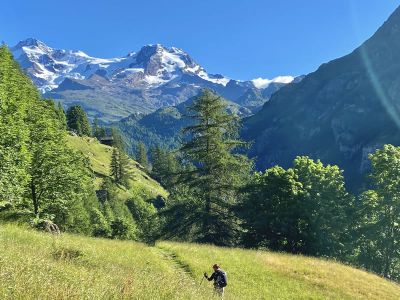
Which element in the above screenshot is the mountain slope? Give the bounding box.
[1,224,399,299]
[67,135,167,197]
[11,39,294,122]
[242,5,400,189]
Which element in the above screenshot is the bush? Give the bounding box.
[110,217,137,240]
[91,208,111,238]
[126,197,160,244]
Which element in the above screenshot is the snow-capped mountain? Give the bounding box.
[11,38,296,122]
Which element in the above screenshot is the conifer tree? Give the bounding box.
[151,146,179,187]
[66,105,91,136]
[110,147,130,186]
[175,89,253,245]
[110,148,121,182]
[92,117,106,139]
[55,102,67,130]
[111,127,125,151]
[136,142,149,170]
[119,150,130,187]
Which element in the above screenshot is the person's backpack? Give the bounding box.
[216,270,228,287]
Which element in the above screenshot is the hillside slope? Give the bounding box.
[67,135,167,198]
[116,93,251,153]
[0,225,399,299]
[242,5,400,189]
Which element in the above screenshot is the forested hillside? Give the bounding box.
[116,94,253,155]
[0,45,166,243]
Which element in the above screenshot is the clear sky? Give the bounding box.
[1,0,399,80]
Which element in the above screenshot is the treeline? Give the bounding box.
[145,90,400,281]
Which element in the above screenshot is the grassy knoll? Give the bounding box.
[1,225,399,300]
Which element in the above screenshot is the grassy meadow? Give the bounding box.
[1,224,399,300]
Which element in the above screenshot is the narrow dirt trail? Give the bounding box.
[150,245,218,299]
[156,245,196,279]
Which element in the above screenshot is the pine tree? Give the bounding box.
[55,102,67,130]
[119,150,130,187]
[111,127,125,151]
[110,148,121,182]
[92,117,106,139]
[66,105,91,136]
[136,142,149,171]
[151,146,164,182]
[177,89,253,245]
[151,146,179,187]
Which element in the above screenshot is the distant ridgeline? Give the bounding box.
[10,39,295,123]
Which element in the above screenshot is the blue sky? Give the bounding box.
[1,0,399,80]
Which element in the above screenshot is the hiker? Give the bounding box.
[204,264,227,297]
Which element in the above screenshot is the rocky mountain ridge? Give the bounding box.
[11,38,295,122]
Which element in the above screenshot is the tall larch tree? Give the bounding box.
[177,89,253,246]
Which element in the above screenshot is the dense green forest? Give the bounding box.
[1,45,400,282]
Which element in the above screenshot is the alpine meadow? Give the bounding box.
[2,1,400,299]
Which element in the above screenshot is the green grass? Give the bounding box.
[67,135,167,198]
[1,225,399,300]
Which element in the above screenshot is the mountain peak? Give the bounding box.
[14,38,47,49]
[136,44,166,62]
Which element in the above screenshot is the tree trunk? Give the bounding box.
[384,205,395,278]
[31,181,39,217]
[203,110,212,240]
